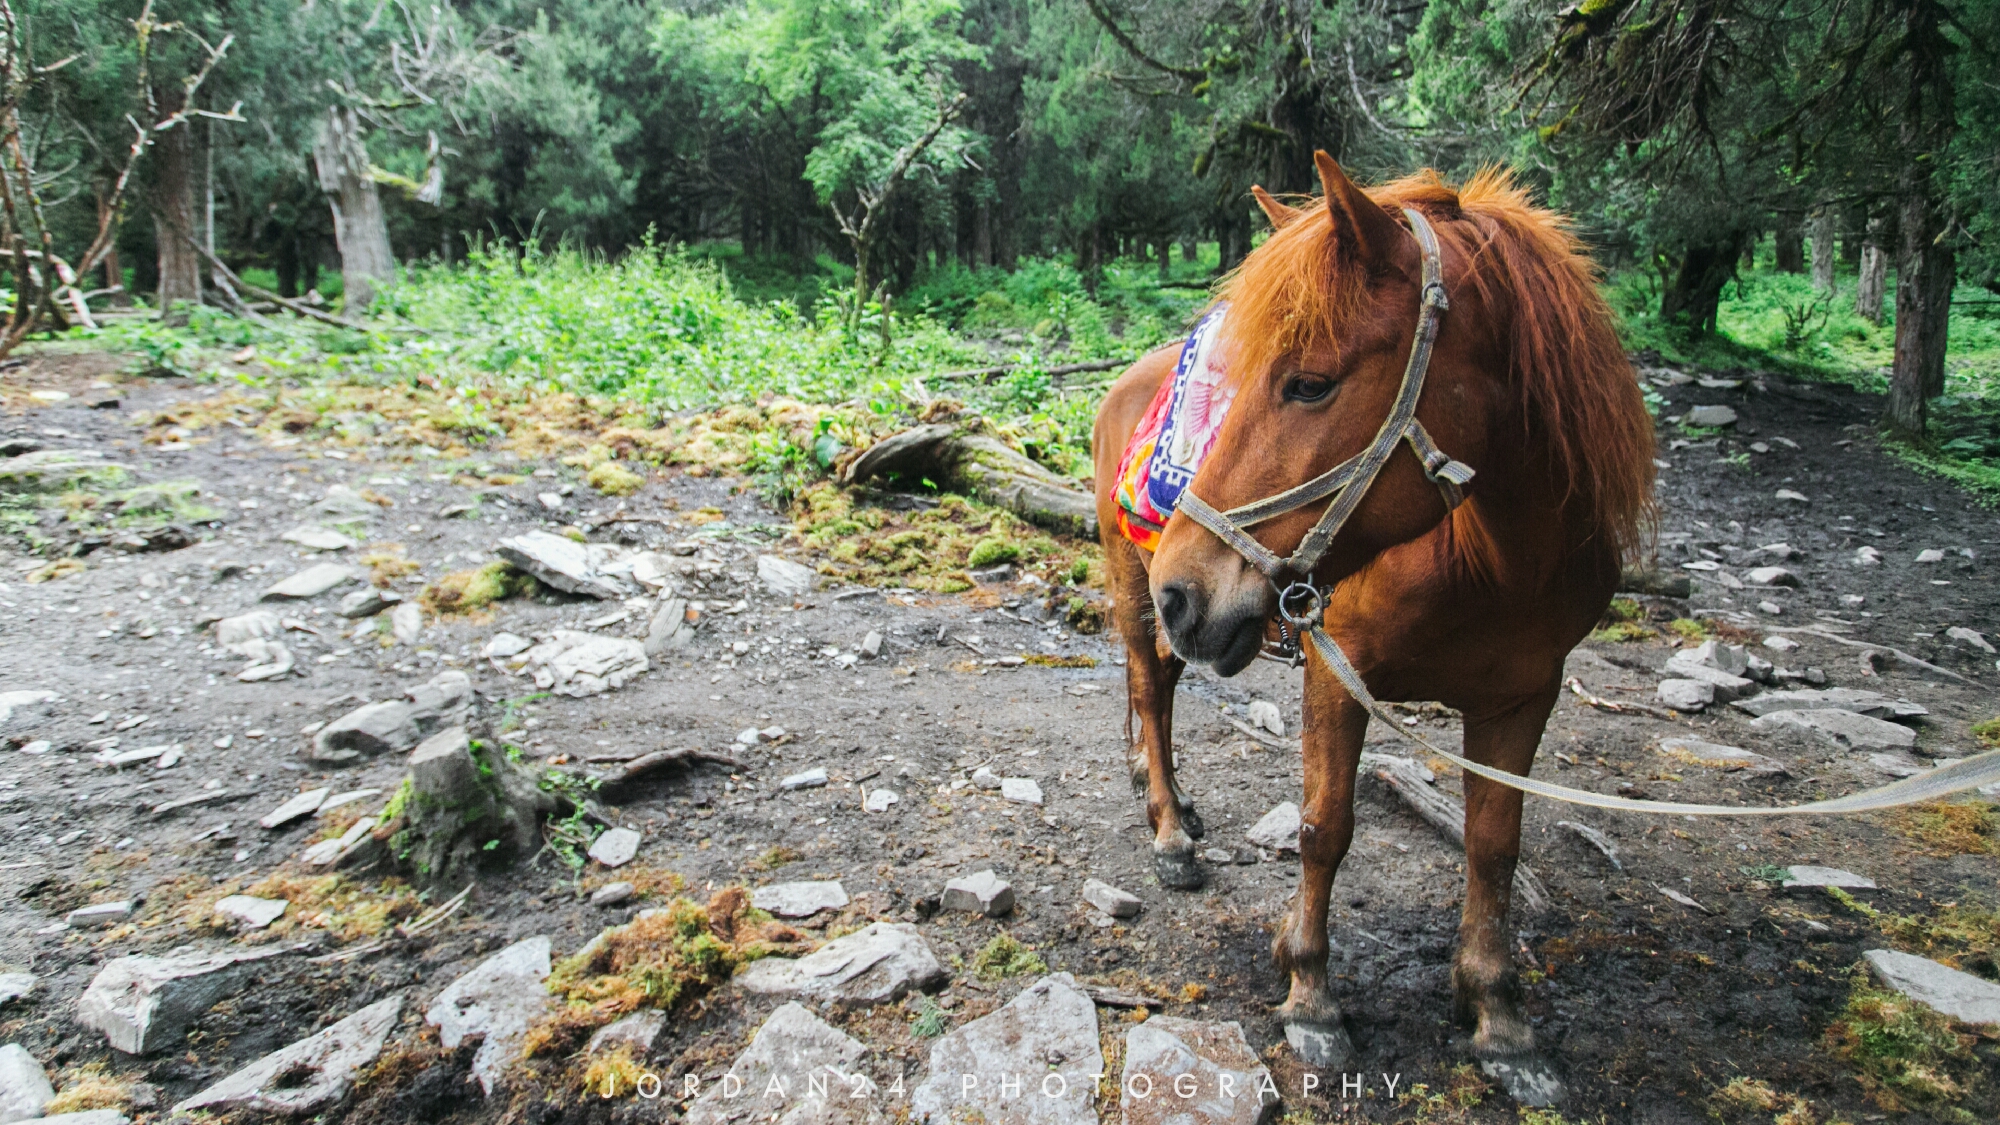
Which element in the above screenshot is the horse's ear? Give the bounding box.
[1313,151,1408,272]
[1250,185,1302,230]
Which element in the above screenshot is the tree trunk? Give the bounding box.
[150,92,201,318]
[1856,215,1889,323]
[1774,214,1805,273]
[1661,236,1741,335]
[1808,207,1837,292]
[1157,239,1170,281]
[275,231,300,298]
[1884,0,1956,437]
[312,106,395,312]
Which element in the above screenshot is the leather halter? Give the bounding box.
[1173,207,1474,643]
[1158,205,2000,815]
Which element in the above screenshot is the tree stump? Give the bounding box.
[381,727,563,887]
[842,423,1097,535]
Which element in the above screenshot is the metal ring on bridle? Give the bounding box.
[1276,581,1323,627]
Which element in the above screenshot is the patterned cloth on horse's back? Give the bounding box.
[1115,306,1235,551]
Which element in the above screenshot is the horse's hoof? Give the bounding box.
[1179,804,1206,840]
[1478,1054,1564,1107]
[1284,1021,1356,1069]
[1153,848,1204,890]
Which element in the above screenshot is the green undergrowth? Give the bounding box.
[1828,888,2000,981]
[1823,967,1983,1120]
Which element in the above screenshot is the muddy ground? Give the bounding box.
[0,348,1995,1125]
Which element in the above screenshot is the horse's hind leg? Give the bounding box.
[1273,668,1365,1068]
[1455,688,1564,1106]
[1105,539,1204,889]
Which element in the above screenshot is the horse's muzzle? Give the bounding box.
[1156,577,1269,676]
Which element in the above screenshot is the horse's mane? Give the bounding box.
[1218,167,1655,560]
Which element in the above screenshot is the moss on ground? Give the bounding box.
[791,482,1097,593]
[421,561,535,615]
[1891,802,2000,857]
[971,932,1046,980]
[1823,968,1981,1118]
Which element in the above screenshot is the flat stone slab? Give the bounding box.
[30,1112,129,1125]
[588,827,641,868]
[1000,777,1043,805]
[941,870,1014,917]
[172,995,403,1116]
[64,902,133,929]
[757,554,818,598]
[258,787,331,828]
[312,671,471,763]
[281,526,355,551]
[911,973,1103,1125]
[685,1001,884,1125]
[1732,688,1926,720]
[753,881,849,918]
[260,563,358,601]
[1782,866,1876,889]
[1752,708,1916,750]
[337,588,400,618]
[0,974,32,1007]
[1657,738,1788,776]
[1121,1016,1279,1125]
[586,1011,666,1056]
[735,922,946,1007]
[1683,404,1737,427]
[1245,802,1300,852]
[780,767,829,791]
[213,895,289,930]
[0,1043,53,1125]
[1082,879,1141,919]
[427,936,551,1096]
[495,531,636,599]
[1865,949,2000,1025]
[214,610,283,653]
[78,946,292,1054]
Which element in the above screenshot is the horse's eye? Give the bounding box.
[1283,374,1337,404]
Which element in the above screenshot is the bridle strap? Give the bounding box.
[1173,206,1473,582]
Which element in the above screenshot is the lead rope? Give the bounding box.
[1175,209,2000,814]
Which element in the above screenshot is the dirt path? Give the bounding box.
[0,353,1994,1124]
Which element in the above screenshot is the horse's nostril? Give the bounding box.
[1157,582,1196,635]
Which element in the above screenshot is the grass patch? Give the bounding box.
[579,1046,647,1098]
[970,932,1047,980]
[966,536,1019,568]
[1395,1063,1489,1124]
[44,1063,132,1115]
[1590,621,1658,643]
[237,873,422,942]
[420,561,535,615]
[1823,967,1980,1117]
[909,993,948,1038]
[1891,801,2000,857]
[528,887,809,1057]
[1665,618,1711,642]
[1972,717,2000,749]
[1828,888,2000,981]
[358,544,421,586]
[586,461,645,496]
[745,845,802,872]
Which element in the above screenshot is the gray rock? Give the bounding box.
[311,671,471,763]
[1669,640,1748,676]
[0,690,55,727]
[1657,738,1788,776]
[389,603,424,646]
[316,485,381,518]
[336,588,400,618]
[911,974,1102,1125]
[860,630,882,659]
[172,994,403,1116]
[970,766,1002,790]
[1865,949,2000,1025]
[586,1011,665,1056]
[78,946,292,1054]
[1000,778,1043,805]
[27,1112,128,1125]
[1782,866,1876,889]
[521,632,649,697]
[301,814,379,867]
[752,881,849,918]
[0,975,32,1007]
[863,788,898,813]
[1946,626,1995,654]
[426,936,552,1096]
[213,610,283,653]
[260,563,358,601]
[483,632,531,658]
[644,598,696,655]
[496,531,636,599]
[1656,678,1715,712]
[781,767,829,791]
[1245,802,1301,852]
[685,1001,885,1125]
[1731,688,1927,720]
[1746,565,1800,587]
[735,922,946,1007]
[589,882,634,908]
[1867,751,1929,778]
[1683,404,1737,427]
[757,555,818,599]
[1120,1016,1279,1125]
[588,827,641,868]
[234,639,295,682]
[213,895,288,930]
[1915,548,1945,564]
[0,1044,52,1125]
[941,871,1014,917]
[1245,700,1284,736]
[1752,708,1916,750]
[1081,879,1141,919]
[281,526,355,552]
[64,902,132,929]
[258,787,330,828]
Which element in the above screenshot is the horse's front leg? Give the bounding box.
[1273,664,1365,1067]
[1456,687,1564,1107]
[1106,543,1204,889]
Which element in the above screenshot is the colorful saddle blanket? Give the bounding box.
[1114,305,1235,551]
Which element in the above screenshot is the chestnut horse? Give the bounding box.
[1092,155,1653,1100]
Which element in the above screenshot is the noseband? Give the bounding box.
[1173,207,1474,662]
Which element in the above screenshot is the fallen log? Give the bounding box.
[1618,566,1692,598]
[932,357,1132,383]
[598,746,742,789]
[842,424,1097,536]
[1362,751,1551,913]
